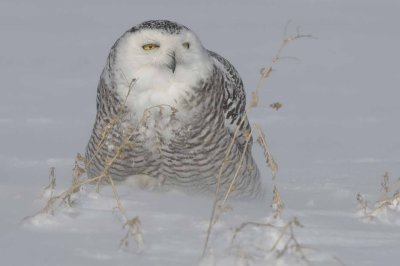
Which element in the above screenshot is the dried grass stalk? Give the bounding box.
[27,78,145,249]
[202,27,311,257]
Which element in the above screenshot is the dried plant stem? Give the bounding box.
[255,125,277,179]
[28,76,145,248]
[108,174,125,214]
[269,218,303,252]
[85,79,136,169]
[107,171,144,249]
[222,127,253,204]
[202,110,249,256]
[202,28,311,257]
[58,174,105,204]
[31,79,180,248]
[252,32,312,109]
[357,172,400,221]
[230,217,310,264]
[230,221,275,244]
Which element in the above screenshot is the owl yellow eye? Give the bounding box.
[182,42,190,49]
[142,43,160,50]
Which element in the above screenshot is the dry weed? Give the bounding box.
[202,24,312,257]
[229,217,311,265]
[27,78,146,249]
[119,216,144,249]
[202,24,344,265]
[29,76,181,248]
[357,172,400,221]
[270,102,283,111]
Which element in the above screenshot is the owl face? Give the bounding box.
[110,21,213,117]
[114,25,212,84]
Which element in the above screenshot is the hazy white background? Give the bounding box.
[1,0,399,265]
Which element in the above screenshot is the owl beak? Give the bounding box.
[167,52,176,73]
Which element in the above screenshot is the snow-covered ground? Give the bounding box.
[1,0,400,265]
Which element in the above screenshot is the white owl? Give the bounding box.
[85,20,261,198]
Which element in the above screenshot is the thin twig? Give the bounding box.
[202,28,311,257]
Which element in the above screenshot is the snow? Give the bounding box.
[1,0,400,265]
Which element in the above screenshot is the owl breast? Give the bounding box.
[113,54,213,119]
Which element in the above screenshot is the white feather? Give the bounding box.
[111,29,213,117]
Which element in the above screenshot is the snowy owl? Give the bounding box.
[85,20,262,198]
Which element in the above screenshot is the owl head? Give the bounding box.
[111,20,212,87]
[107,20,214,117]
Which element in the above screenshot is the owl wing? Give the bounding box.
[207,50,252,148]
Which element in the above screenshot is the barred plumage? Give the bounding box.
[85,20,262,197]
